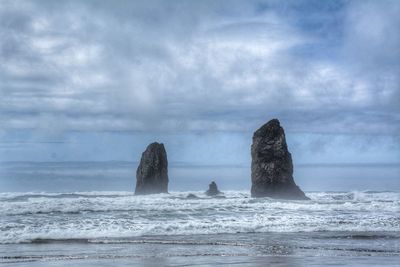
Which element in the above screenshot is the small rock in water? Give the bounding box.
[186,193,199,199]
[206,181,221,196]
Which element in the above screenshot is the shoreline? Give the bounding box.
[1,232,399,266]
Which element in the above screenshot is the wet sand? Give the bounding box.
[1,232,399,266]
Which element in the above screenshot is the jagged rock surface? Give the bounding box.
[206,181,221,196]
[135,142,168,195]
[251,119,309,200]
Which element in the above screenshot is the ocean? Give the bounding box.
[0,162,399,266]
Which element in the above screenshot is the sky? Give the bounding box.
[0,0,399,167]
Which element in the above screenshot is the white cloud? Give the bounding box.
[0,0,399,136]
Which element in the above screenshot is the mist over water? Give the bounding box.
[0,161,399,192]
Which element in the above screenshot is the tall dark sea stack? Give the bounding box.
[135,142,169,195]
[251,119,309,200]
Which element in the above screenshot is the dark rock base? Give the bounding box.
[251,183,310,200]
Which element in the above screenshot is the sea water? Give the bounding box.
[0,190,399,243]
[0,162,399,266]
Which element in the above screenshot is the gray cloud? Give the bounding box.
[0,0,399,136]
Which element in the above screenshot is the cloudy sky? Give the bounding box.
[0,0,399,166]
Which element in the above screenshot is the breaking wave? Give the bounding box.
[0,191,399,244]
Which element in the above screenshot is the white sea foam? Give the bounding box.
[0,191,399,244]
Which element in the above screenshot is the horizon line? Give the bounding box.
[0,161,399,168]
